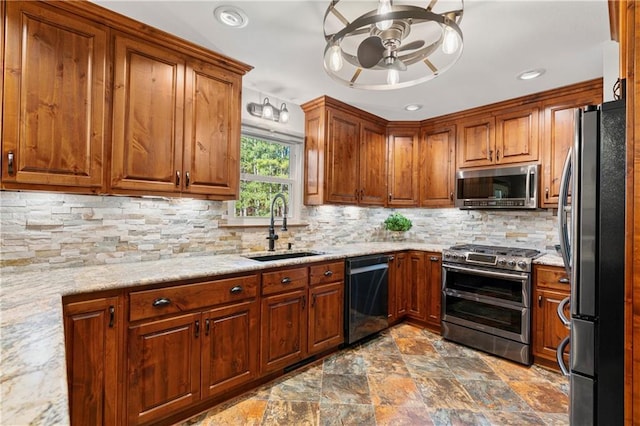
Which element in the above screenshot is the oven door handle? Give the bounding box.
[443,288,526,310]
[443,264,528,280]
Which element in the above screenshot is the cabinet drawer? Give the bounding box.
[262,267,308,295]
[129,275,258,322]
[310,261,345,286]
[535,265,570,291]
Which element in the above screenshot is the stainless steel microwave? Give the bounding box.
[454,163,539,209]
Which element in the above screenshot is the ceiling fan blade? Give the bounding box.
[398,40,425,52]
[357,36,385,69]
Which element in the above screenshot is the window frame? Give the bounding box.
[226,125,303,226]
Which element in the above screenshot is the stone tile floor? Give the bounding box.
[181,323,568,425]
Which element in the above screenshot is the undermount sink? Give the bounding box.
[244,251,324,262]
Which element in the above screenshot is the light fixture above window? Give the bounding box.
[323,0,464,90]
[247,98,290,123]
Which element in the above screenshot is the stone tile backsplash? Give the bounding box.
[0,191,560,272]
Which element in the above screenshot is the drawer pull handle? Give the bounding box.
[323,270,333,277]
[281,277,292,284]
[152,297,171,307]
[230,286,243,294]
[176,171,180,187]
[195,320,200,338]
[430,256,439,262]
[185,171,190,187]
[205,318,210,336]
[558,277,570,284]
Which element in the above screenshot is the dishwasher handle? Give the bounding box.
[349,263,389,275]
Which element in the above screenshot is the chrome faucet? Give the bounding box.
[267,193,288,251]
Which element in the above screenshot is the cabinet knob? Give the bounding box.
[496,149,500,161]
[388,193,392,201]
[450,192,454,201]
[185,171,190,187]
[545,187,550,199]
[7,151,14,175]
[152,297,171,307]
[230,286,243,294]
[175,171,181,187]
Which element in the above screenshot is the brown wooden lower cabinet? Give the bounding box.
[425,253,442,332]
[391,252,408,320]
[260,288,308,374]
[127,312,201,425]
[63,296,122,426]
[406,251,427,321]
[308,281,344,354]
[201,300,259,398]
[532,264,571,370]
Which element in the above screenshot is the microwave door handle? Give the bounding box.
[558,146,572,277]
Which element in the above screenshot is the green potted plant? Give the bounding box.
[383,213,412,232]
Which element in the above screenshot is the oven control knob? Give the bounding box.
[451,254,459,260]
[517,260,527,269]
[444,253,451,259]
[497,258,506,266]
[507,259,516,267]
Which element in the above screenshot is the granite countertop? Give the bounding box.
[0,242,561,424]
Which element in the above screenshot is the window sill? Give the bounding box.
[218,222,309,229]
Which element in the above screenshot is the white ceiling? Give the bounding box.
[93,0,611,121]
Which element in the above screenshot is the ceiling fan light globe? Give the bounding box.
[442,26,460,55]
[375,0,393,31]
[387,68,400,85]
[325,45,343,72]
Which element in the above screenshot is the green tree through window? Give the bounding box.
[236,135,294,218]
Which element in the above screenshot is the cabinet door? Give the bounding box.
[456,116,495,168]
[406,251,427,321]
[127,313,200,425]
[495,106,539,164]
[394,252,408,318]
[303,107,325,205]
[260,289,307,373]
[2,2,107,189]
[420,125,455,207]
[64,297,121,426]
[533,288,570,364]
[183,59,241,198]
[425,253,442,331]
[111,34,185,193]
[359,120,388,206]
[387,129,419,207]
[201,300,259,399]
[540,90,601,206]
[325,110,359,204]
[308,281,344,354]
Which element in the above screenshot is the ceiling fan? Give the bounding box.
[323,0,464,90]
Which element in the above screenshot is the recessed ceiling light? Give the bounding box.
[404,104,423,111]
[517,69,546,81]
[214,5,248,28]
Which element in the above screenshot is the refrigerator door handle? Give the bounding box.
[557,296,571,328]
[557,146,572,277]
[557,335,570,376]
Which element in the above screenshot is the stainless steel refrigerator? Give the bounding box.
[557,98,625,425]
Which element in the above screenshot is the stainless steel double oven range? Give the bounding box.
[441,244,541,365]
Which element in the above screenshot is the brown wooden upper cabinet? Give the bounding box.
[301,96,387,206]
[420,124,456,207]
[111,34,243,199]
[387,125,419,207]
[540,85,602,207]
[456,106,539,169]
[2,1,108,191]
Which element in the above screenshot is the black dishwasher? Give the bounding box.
[344,254,390,344]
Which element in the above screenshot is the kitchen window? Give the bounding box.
[227,125,302,225]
